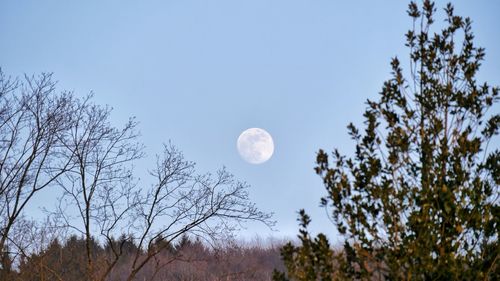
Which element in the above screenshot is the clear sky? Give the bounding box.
[1,0,499,242]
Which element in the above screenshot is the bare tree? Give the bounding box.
[125,143,274,281]
[0,68,274,280]
[54,96,143,281]
[54,100,274,281]
[0,69,74,273]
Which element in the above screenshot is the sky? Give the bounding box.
[1,0,499,243]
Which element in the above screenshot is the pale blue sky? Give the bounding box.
[1,0,499,241]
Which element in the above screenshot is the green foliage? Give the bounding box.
[276,1,499,280]
[273,210,335,281]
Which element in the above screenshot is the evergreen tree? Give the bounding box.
[275,1,498,280]
[273,210,335,281]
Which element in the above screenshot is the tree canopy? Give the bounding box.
[275,1,499,280]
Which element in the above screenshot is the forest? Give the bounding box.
[6,234,283,281]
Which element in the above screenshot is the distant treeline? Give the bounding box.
[4,234,284,281]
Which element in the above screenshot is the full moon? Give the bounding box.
[237,128,274,164]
